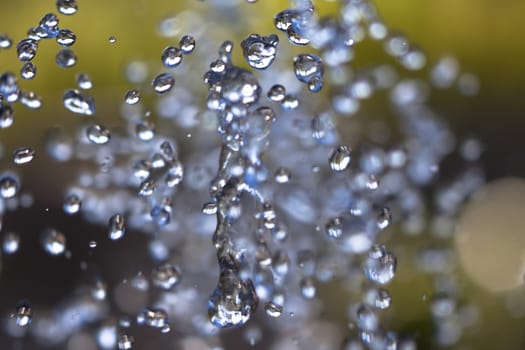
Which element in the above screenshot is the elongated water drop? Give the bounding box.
[108,214,125,241]
[12,147,35,165]
[294,53,324,92]
[63,89,95,115]
[20,91,42,109]
[152,73,175,94]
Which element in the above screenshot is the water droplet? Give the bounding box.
[377,207,392,230]
[152,73,175,94]
[3,232,20,254]
[63,193,81,214]
[165,161,184,187]
[124,89,141,105]
[117,334,134,350]
[356,304,379,331]
[16,39,38,61]
[137,307,169,328]
[57,0,78,15]
[264,301,283,317]
[363,245,397,284]
[135,120,155,141]
[179,35,195,54]
[20,91,42,109]
[20,62,37,80]
[0,34,12,49]
[293,53,324,92]
[38,13,59,38]
[281,94,300,110]
[63,89,95,115]
[0,175,19,199]
[86,124,111,145]
[56,48,77,68]
[92,280,107,300]
[267,84,286,102]
[109,36,117,44]
[0,104,14,128]
[76,73,93,89]
[274,167,291,184]
[13,302,32,327]
[208,270,258,328]
[0,72,20,103]
[41,228,66,255]
[151,263,182,290]
[12,147,35,165]
[325,217,342,239]
[161,46,183,68]
[241,33,279,70]
[139,179,156,196]
[108,213,125,241]
[300,276,317,299]
[329,145,352,171]
[56,29,76,46]
[202,202,218,215]
[364,287,392,309]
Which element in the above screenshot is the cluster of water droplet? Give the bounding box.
[0,0,485,348]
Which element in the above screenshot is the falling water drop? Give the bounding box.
[108,213,125,241]
[56,0,78,15]
[63,89,95,115]
[124,89,141,105]
[152,73,175,94]
[161,46,183,68]
[12,147,35,165]
[86,124,111,145]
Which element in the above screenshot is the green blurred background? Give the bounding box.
[1,0,525,349]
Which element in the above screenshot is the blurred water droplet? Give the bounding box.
[56,48,77,68]
[76,73,93,89]
[329,145,352,171]
[13,302,32,327]
[137,308,169,329]
[0,174,19,199]
[135,120,155,141]
[0,34,12,49]
[86,124,110,145]
[63,193,81,214]
[117,334,134,350]
[41,228,66,255]
[265,301,283,317]
[57,0,78,15]
[108,213,125,241]
[3,232,20,254]
[151,263,182,290]
[179,35,195,54]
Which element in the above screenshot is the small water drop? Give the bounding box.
[137,308,169,329]
[108,213,125,241]
[267,84,286,102]
[56,29,76,46]
[76,73,93,89]
[57,0,78,15]
[151,263,182,290]
[124,89,141,105]
[281,94,299,110]
[109,36,117,44]
[63,89,95,115]
[20,62,37,80]
[20,91,42,109]
[91,280,107,300]
[56,48,77,68]
[152,73,175,94]
[274,167,291,184]
[377,207,392,230]
[0,104,14,128]
[117,334,134,350]
[329,145,352,171]
[161,46,183,68]
[41,227,66,255]
[13,302,32,327]
[0,34,12,49]
[135,120,155,141]
[12,147,35,165]
[241,33,279,70]
[363,245,397,285]
[325,217,342,239]
[3,232,20,254]
[0,175,19,199]
[294,53,324,92]
[179,35,195,54]
[63,193,81,214]
[38,13,59,38]
[86,124,111,145]
[300,276,317,299]
[16,39,38,61]
[139,179,156,196]
[264,301,283,318]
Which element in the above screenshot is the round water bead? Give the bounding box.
[20,91,42,109]
[41,228,66,255]
[0,174,19,199]
[124,89,141,105]
[293,53,324,92]
[16,39,38,61]
[56,29,76,46]
[179,35,195,54]
[329,145,352,171]
[56,49,77,68]
[281,94,299,110]
[0,104,14,128]
[264,301,283,318]
[151,263,182,290]
[13,302,32,327]
[241,33,279,70]
[56,0,78,15]
[63,89,95,115]
[3,232,20,254]
[274,167,291,184]
[161,46,183,68]
[300,276,317,299]
[0,34,12,49]
[76,73,93,89]
[20,62,37,80]
[135,120,155,141]
[63,193,81,214]
[152,73,175,94]
[12,147,35,165]
[267,84,286,102]
[363,245,397,285]
[86,124,110,145]
[108,213,125,241]
[108,36,117,44]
